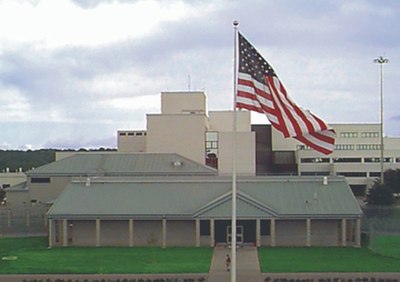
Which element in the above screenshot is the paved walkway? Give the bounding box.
[208,245,263,282]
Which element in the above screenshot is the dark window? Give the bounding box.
[350,185,367,196]
[260,220,270,236]
[333,158,362,163]
[31,177,51,183]
[300,158,330,163]
[369,172,381,177]
[301,171,330,176]
[119,132,126,136]
[127,132,134,136]
[337,172,367,177]
[2,184,10,189]
[200,220,210,236]
[136,132,143,136]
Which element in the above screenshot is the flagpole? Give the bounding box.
[231,19,239,282]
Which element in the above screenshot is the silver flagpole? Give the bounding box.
[231,19,239,282]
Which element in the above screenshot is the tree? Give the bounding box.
[384,168,400,194]
[366,180,395,206]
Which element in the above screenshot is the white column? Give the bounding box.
[256,219,261,247]
[195,219,200,247]
[162,218,167,248]
[96,219,101,247]
[210,219,215,247]
[306,218,311,247]
[48,219,53,248]
[62,219,68,247]
[129,219,134,247]
[270,219,276,247]
[355,218,361,247]
[341,218,347,247]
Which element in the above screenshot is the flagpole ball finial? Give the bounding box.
[233,20,239,26]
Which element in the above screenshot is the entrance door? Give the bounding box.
[227,225,244,244]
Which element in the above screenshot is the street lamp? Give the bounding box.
[373,56,389,185]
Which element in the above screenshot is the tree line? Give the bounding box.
[0,148,116,172]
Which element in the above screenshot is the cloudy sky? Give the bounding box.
[1,0,399,150]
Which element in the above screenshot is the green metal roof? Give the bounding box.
[26,153,217,177]
[48,176,362,219]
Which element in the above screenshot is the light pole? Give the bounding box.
[373,56,389,185]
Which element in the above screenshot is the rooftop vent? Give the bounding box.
[323,176,328,185]
[85,177,91,188]
[172,160,182,167]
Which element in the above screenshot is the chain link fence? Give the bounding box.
[0,204,49,237]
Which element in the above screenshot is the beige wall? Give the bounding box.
[29,176,71,204]
[147,114,208,164]
[218,132,256,175]
[161,92,206,115]
[100,220,129,246]
[275,220,307,246]
[118,130,147,153]
[69,220,96,246]
[0,172,26,188]
[166,220,196,246]
[134,220,163,246]
[310,219,340,246]
[208,111,251,132]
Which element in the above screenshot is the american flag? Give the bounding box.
[236,32,335,155]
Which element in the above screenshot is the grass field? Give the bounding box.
[371,235,400,259]
[1,237,400,274]
[258,246,400,273]
[0,237,213,274]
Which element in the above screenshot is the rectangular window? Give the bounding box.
[300,158,330,163]
[333,157,362,163]
[200,220,210,236]
[260,220,270,236]
[369,172,381,177]
[340,132,358,138]
[357,144,381,150]
[205,132,219,169]
[31,177,51,183]
[127,132,134,136]
[301,171,330,176]
[119,132,127,136]
[335,144,354,150]
[337,172,367,177]
[361,132,379,138]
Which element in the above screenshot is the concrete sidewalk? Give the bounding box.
[208,245,263,282]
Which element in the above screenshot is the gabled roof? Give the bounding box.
[26,153,217,177]
[48,176,362,219]
[4,181,28,192]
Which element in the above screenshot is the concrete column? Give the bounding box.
[129,219,134,247]
[341,218,347,247]
[48,219,53,248]
[210,219,215,247]
[355,218,361,247]
[270,219,276,247]
[195,219,200,247]
[306,218,311,247]
[162,218,167,248]
[96,219,101,247]
[62,219,68,247]
[256,219,261,247]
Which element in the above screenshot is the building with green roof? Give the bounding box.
[47,175,362,248]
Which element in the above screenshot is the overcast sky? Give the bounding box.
[1,0,399,150]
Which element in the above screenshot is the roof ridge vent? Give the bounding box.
[85,177,91,188]
[323,176,328,185]
[172,160,183,167]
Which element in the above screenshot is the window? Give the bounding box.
[361,132,379,138]
[2,184,10,189]
[205,132,219,169]
[337,172,367,177]
[364,157,392,163]
[119,132,126,136]
[369,172,381,177]
[357,144,381,150]
[300,158,330,163]
[301,171,330,176]
[333,157,362,163]
[31,177,51,183]
[396,157,400,163]
[200,220,210,236]
[127,132,134,136]
[260,220,270,236]
[335,144,354,150]
[340,132,358,138]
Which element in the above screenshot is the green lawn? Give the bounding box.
[0,237,213,274]
[372,235,400,259]
[259,247,400,273]
[2,237,400,274]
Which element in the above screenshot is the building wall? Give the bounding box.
[166,220,196,246]
[161,91,206,115]
[275,220,307,246]
[310,219,340,246]
[0,172,26,189]
[133,220,163,246]
[147,114,208,165]
[218,132,256,176]
[29,176,71,204]
[69,220,96,246]
[100,220,129,246]
[118,131,147,153]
